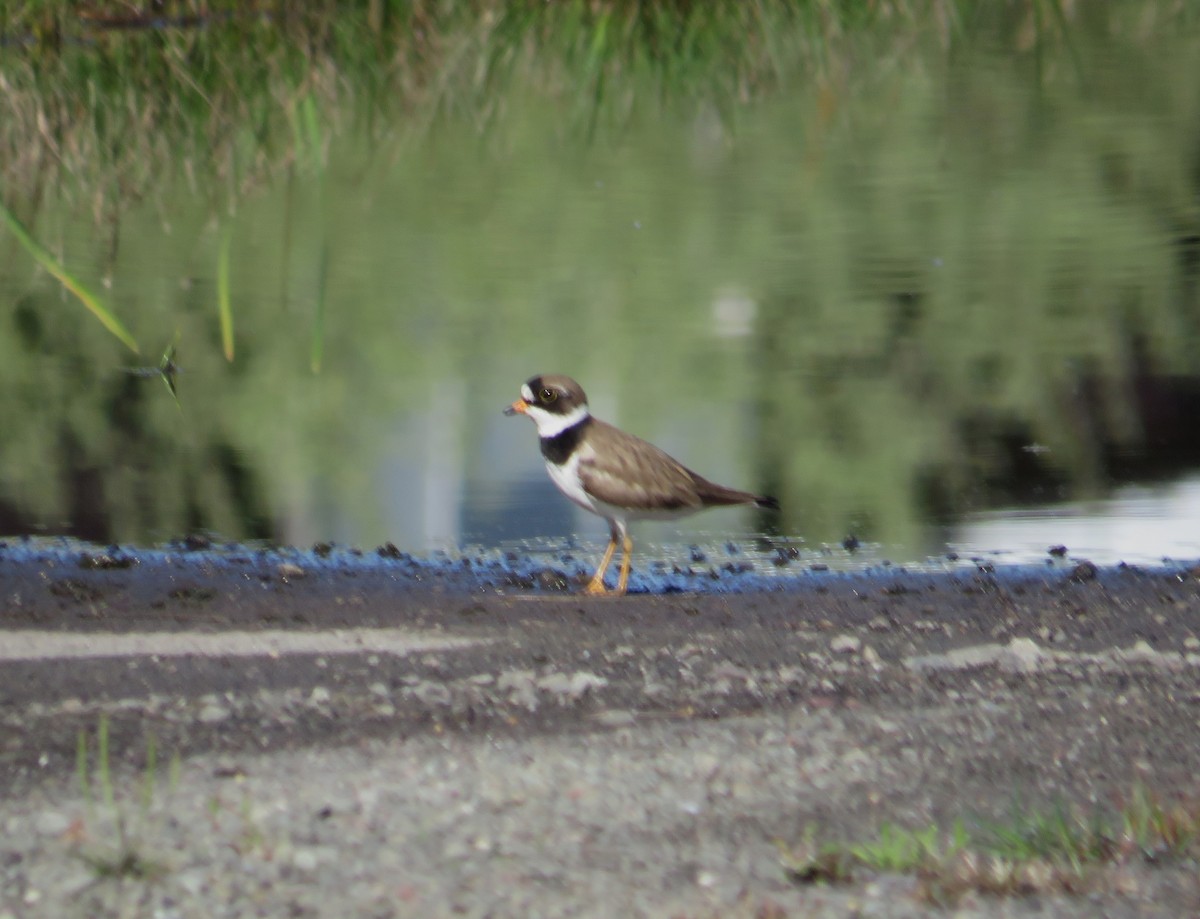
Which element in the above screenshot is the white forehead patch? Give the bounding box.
[521,383,535,403]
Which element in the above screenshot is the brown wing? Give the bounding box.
[578,421,761,511]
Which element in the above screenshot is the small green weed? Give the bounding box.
[782,784,1200,901]
[1118,783,1199,861]
[778,821,967,883]
[847,820,966,872]
[72,715,179,881]
[978,799,1116,871]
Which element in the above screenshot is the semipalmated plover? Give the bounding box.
[505,374,779,595]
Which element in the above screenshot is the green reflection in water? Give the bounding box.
[2,28,1199,556]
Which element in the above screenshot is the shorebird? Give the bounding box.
[505,374,779,595]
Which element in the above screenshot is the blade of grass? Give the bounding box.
[168,751,182,792]
[141,733,157,811]
[301,93,322,170]
[0,200,140,354]
[76,728,93,806]
[217,222,235,361]
[97,715,115,813]
[311,240,328,374]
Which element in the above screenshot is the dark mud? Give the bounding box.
[2,538,1198,785]
[2,539,1199,916]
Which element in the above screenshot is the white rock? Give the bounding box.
[198,702,230,723]
[537,671,607,700]
[308,686,332,705]
[830,635,861,654]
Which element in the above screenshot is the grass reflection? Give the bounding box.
[0,4,1198,553]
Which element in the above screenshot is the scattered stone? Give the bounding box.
[1070,560,1098,582]
[409,682,451,706]
[278,562,306,581]
[532,568,570,591]
[308,686,332,706]
[377,543,405,560]
[502,573,536,590]
[773,546,800,567]
[292,847,324,872]
[830,635,861,655]
[497,670,539,710]
[536,671,607,700]
[1048,544,1068,558]
[906,637,1048,674]
[168,585,217,604]
[591,709,636,728]
[198,697,231,723]
[1004,637,1046,672]
[48,578,103,603]
[78,551,135,570]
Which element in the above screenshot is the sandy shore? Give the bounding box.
[1,542,1198,917]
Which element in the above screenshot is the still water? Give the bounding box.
[2,45,1199,568]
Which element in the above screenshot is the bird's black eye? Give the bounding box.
[539,388,557,404]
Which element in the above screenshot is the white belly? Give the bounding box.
[545,452,704,527]
[545,451,599,514]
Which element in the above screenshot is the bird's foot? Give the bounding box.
[582,581,628,597]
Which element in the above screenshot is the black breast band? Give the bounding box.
[540,417,591,466]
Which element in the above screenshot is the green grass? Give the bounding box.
[0,199,140,353]
[4,1,1194,218]
[780,786,1200,901]
[72,715,179,881]
[847,819,968,872]
[779,822,965,885]
[979,799,1115,871]
[1119,783,1200,861]
[216,222,235,362]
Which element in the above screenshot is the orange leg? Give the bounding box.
[583,535,618,595]
[614,533,634,595]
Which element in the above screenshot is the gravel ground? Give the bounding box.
[1,543,1199,917]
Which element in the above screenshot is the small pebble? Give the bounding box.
[830,635,861,654]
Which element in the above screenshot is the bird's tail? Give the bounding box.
[694,478,781,511]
